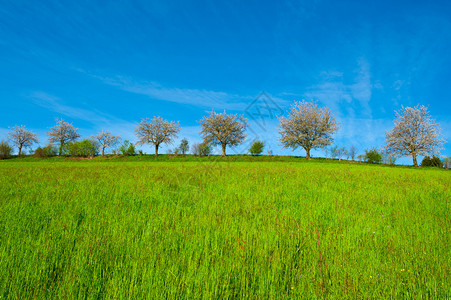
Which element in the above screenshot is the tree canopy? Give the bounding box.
[279,101,339,159]
[47,118,80,155]
[135,117,180,156]
[385,105,444,167]
[8,125,39,156]
[91,131,121,156]
[199,111,247,156]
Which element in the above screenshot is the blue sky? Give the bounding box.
[1,0,450,163]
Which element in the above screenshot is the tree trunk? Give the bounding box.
[305,148,311,160]
[412,153,418,167]
[155,144,159,156]
[59,144,63,156]
[18,145,22,156]
[222,143,226,156]
[102,147,105,156]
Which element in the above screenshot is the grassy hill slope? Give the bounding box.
[0,159,449,298]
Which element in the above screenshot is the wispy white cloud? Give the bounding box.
[336,117,392,146]
[31,91,110,123]
[303,58,373,118]
[30,91,136,139]
[88,73,250,110]
[80,70,289,111]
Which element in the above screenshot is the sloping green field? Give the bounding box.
[0,157,449,298]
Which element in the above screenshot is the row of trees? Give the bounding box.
[0,101,447,167]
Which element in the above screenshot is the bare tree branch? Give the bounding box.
[348,146,358,161]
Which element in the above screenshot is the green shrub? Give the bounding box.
[249,140,265,156]
[63,139,98,157]
[178,138,189,155]
[364,148,382,164]
[0,140,13,159]
[421,156,443,168]
[381,150,398,165]
[119,140,135,156]
[443,157,451,169]
[33,145,58,158]
[192,142,211,156]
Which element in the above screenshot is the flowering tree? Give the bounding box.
[279,101,339,159]
[385,105,444,167]
[8,125,39,156]
[47,118,80,155]
[199,111,248,156]
[91,131,121,156]
[135,116,180,156]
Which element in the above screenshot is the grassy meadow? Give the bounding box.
[0,156,449,298]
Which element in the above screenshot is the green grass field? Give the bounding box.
[0,156,449,298]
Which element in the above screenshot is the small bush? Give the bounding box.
[381,150,398,165]
[200,142,211,156]
[191,143,199,155]
[0,140,13,159]
[192,142,211,156]
[357,154,365,162]
[421,156,443,168]
[364,148,382,164]
[249,140,265,156]
[119,140,135,156]
[33,144,58,158]
[444,157,451,169]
